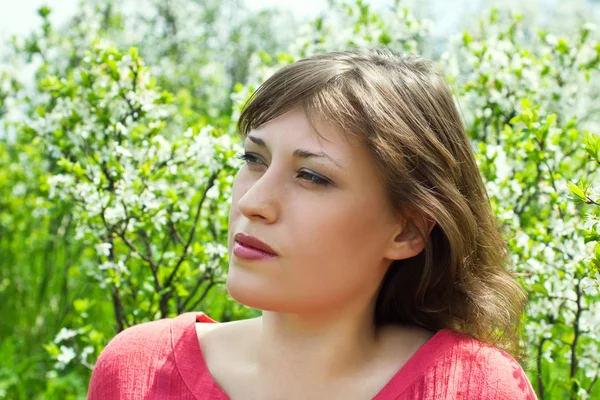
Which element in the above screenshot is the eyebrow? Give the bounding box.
[246,135,345,169]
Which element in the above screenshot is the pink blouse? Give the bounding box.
[87,311,538,399]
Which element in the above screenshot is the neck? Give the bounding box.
[253,299,385,381]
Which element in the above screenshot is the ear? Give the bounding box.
[383,215,436,261]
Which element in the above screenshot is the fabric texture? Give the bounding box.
[87,311,538,399]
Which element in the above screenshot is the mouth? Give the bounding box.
[233,232,278,256]
[233,240,278,260]
[235,241,271,253]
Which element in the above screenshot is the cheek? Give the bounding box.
[292,199,385,287]
[303,196,383,257]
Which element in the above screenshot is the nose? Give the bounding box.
[235,166,283,223]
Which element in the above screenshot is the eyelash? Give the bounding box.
[236,152,332,187]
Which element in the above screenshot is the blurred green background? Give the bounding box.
[1,0,600,399]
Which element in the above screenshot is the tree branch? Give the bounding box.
[164,172,219,288]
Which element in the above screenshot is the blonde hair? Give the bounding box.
[237,48,529,361]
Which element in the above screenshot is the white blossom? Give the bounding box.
[56,345,76,367]
[95,242,112,257]
[53,328,79,343]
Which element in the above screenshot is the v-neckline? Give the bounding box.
[171,312,460,400]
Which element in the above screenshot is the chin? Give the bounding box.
[225,269,267,309]
[225,272,289,312]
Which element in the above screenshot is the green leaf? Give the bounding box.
[74,298,91,313]
[583,229,600,244]
[584,132,600,160]
[73,163,85,177]
[509,114,521,124]
[37,6,51,18]
[193,242,203,255]
[129,47,139,61]
[543,113,557,130]
[462,31,473,46]
[176,285,190,297]
[378,32,392,45]
[567,181,586,200]
[43,342,60,357]
[107,59,119,80]
[88,330,104,344]
[557,37,569,54]
[594,242,600,261]
[314,17,323,31]
[80,70,91,87]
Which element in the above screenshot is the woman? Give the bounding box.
[87,49,538,399]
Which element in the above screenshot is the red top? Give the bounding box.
[87,311,538,399]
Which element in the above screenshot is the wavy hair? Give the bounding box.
[237,48,529,361]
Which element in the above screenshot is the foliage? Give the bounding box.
[26,39,241,330]
[0,0,598,399]
[443,10,600,399]
[1,0,270,397]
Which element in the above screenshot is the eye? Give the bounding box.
[236,152,262,166]
[236,152,332,187]
[296,171,331,187]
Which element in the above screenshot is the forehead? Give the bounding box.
[245,108,363,164]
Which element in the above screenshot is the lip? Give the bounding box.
[233,241,278,260]
[234,232,279,256]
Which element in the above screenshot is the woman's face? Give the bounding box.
[227,108,414,314]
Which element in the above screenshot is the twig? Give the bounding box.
[164,172,219,288]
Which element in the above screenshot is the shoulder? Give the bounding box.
[87,313,192,399]
[95,316,174,364]
[427,331,538,400]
